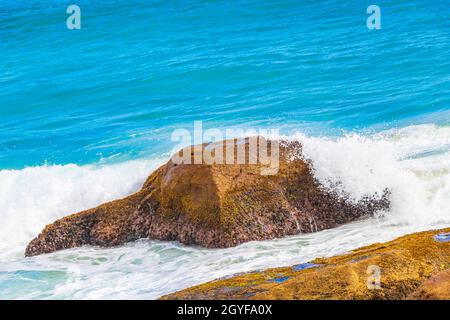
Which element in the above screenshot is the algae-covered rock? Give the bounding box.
[407,269,450,300]
[25,137,388,257]
[161,228,450,300]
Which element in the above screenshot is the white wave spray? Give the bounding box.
[0,159,165,260]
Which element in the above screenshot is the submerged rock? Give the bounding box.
[25,137,389,257]
[161,228,450,300]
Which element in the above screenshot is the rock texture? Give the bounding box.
[161,228,450,300]
[407,269,450,300]
[25,137,389,257]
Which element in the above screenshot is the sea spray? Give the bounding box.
[0,124,448,299]
[0,159,165,260]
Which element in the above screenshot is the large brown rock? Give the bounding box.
[25,137,389,256]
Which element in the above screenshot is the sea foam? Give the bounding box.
[1,124,449,259]
[0,159,165,260]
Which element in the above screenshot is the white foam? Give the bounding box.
[0,159,165,259]
[288,124,450,226]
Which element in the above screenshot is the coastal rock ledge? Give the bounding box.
[161,228,450,300]
[25,137,389,257]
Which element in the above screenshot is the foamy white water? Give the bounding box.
[293,124,450,225]
[0,124,449,299]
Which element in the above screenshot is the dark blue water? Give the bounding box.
[1,0,449,169]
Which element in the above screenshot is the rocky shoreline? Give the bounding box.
[161,228,450,300]
[26,137,389,257]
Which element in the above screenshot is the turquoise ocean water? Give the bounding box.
[0,0,449,299]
